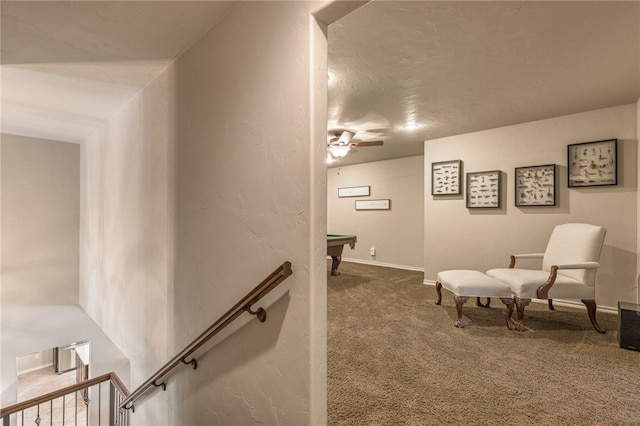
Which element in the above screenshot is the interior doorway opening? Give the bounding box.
[16,340,90,403]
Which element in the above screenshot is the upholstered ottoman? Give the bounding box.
[435,270,514,328]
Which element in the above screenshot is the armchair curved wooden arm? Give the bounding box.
[536,265,558,299]
[537,262,602,298]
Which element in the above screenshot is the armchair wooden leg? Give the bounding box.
[435,281,443,305]
[514,297,531,331]
[453,295,469,328]
[582,299,606,334]
[500,298,517,330]
[548,299,555,311]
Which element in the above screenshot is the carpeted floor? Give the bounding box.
[327,261,640,425]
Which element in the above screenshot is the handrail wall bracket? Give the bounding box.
[153,380,167,391]
[117,261,293,412]
[244,305,267,322]
[181,358,198,370]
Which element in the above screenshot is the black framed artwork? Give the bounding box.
[466,170,500,208]
[431,160,462,195]
[568,139,617,187]
[515,164,556,206]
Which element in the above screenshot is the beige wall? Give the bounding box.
[637,97,640,304]
[0,136,129,411]
[77,2,336,424]
[174,2,327,425]
[424,103,638,309]
[79,65,175,425]
[1,134,79,305]
[327,156,424,270]
[16,349,54,375]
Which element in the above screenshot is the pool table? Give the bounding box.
[327,234,357,276]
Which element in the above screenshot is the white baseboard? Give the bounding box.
[543,299,617,314]
[18,362,54,376]
[338,257,424,272]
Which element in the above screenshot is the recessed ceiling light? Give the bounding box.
[326,152,335,164]
[328,145,350,158]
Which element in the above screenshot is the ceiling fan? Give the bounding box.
[327,129,383,159]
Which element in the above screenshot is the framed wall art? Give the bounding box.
[466,170,500,208]
[431,160,462,195]
[515,164,556,206]
[338,186,370,197]
[355,199,391,210]
[568,139,617,187]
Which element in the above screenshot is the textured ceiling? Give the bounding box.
[1,1,638,158]
[1,1,236,142]
[328,1,640,166]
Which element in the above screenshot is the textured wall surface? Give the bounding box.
[637,98,640,304]
[327,156,424,270]
[424,103,638,309]
[79,65,175,425]
[174,2,326,424]
[1,134,79,305]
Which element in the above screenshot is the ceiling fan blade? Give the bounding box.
[351,140,383,147]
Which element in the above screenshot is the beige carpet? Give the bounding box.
[328,261,640,425]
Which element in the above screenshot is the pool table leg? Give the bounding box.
[331,255,342,276]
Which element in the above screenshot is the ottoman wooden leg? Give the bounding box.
[453,295,469,328]
[514,297,531,331]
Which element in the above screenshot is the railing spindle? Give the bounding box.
[98,383,101,426]
[1,373,128,426]
[1,265,289,424]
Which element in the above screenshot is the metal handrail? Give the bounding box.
[0,372,129,418]
[118,261,293,411]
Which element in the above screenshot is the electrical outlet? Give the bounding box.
[370,247,376,256]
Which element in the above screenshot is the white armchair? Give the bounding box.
[487,223,607,333]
